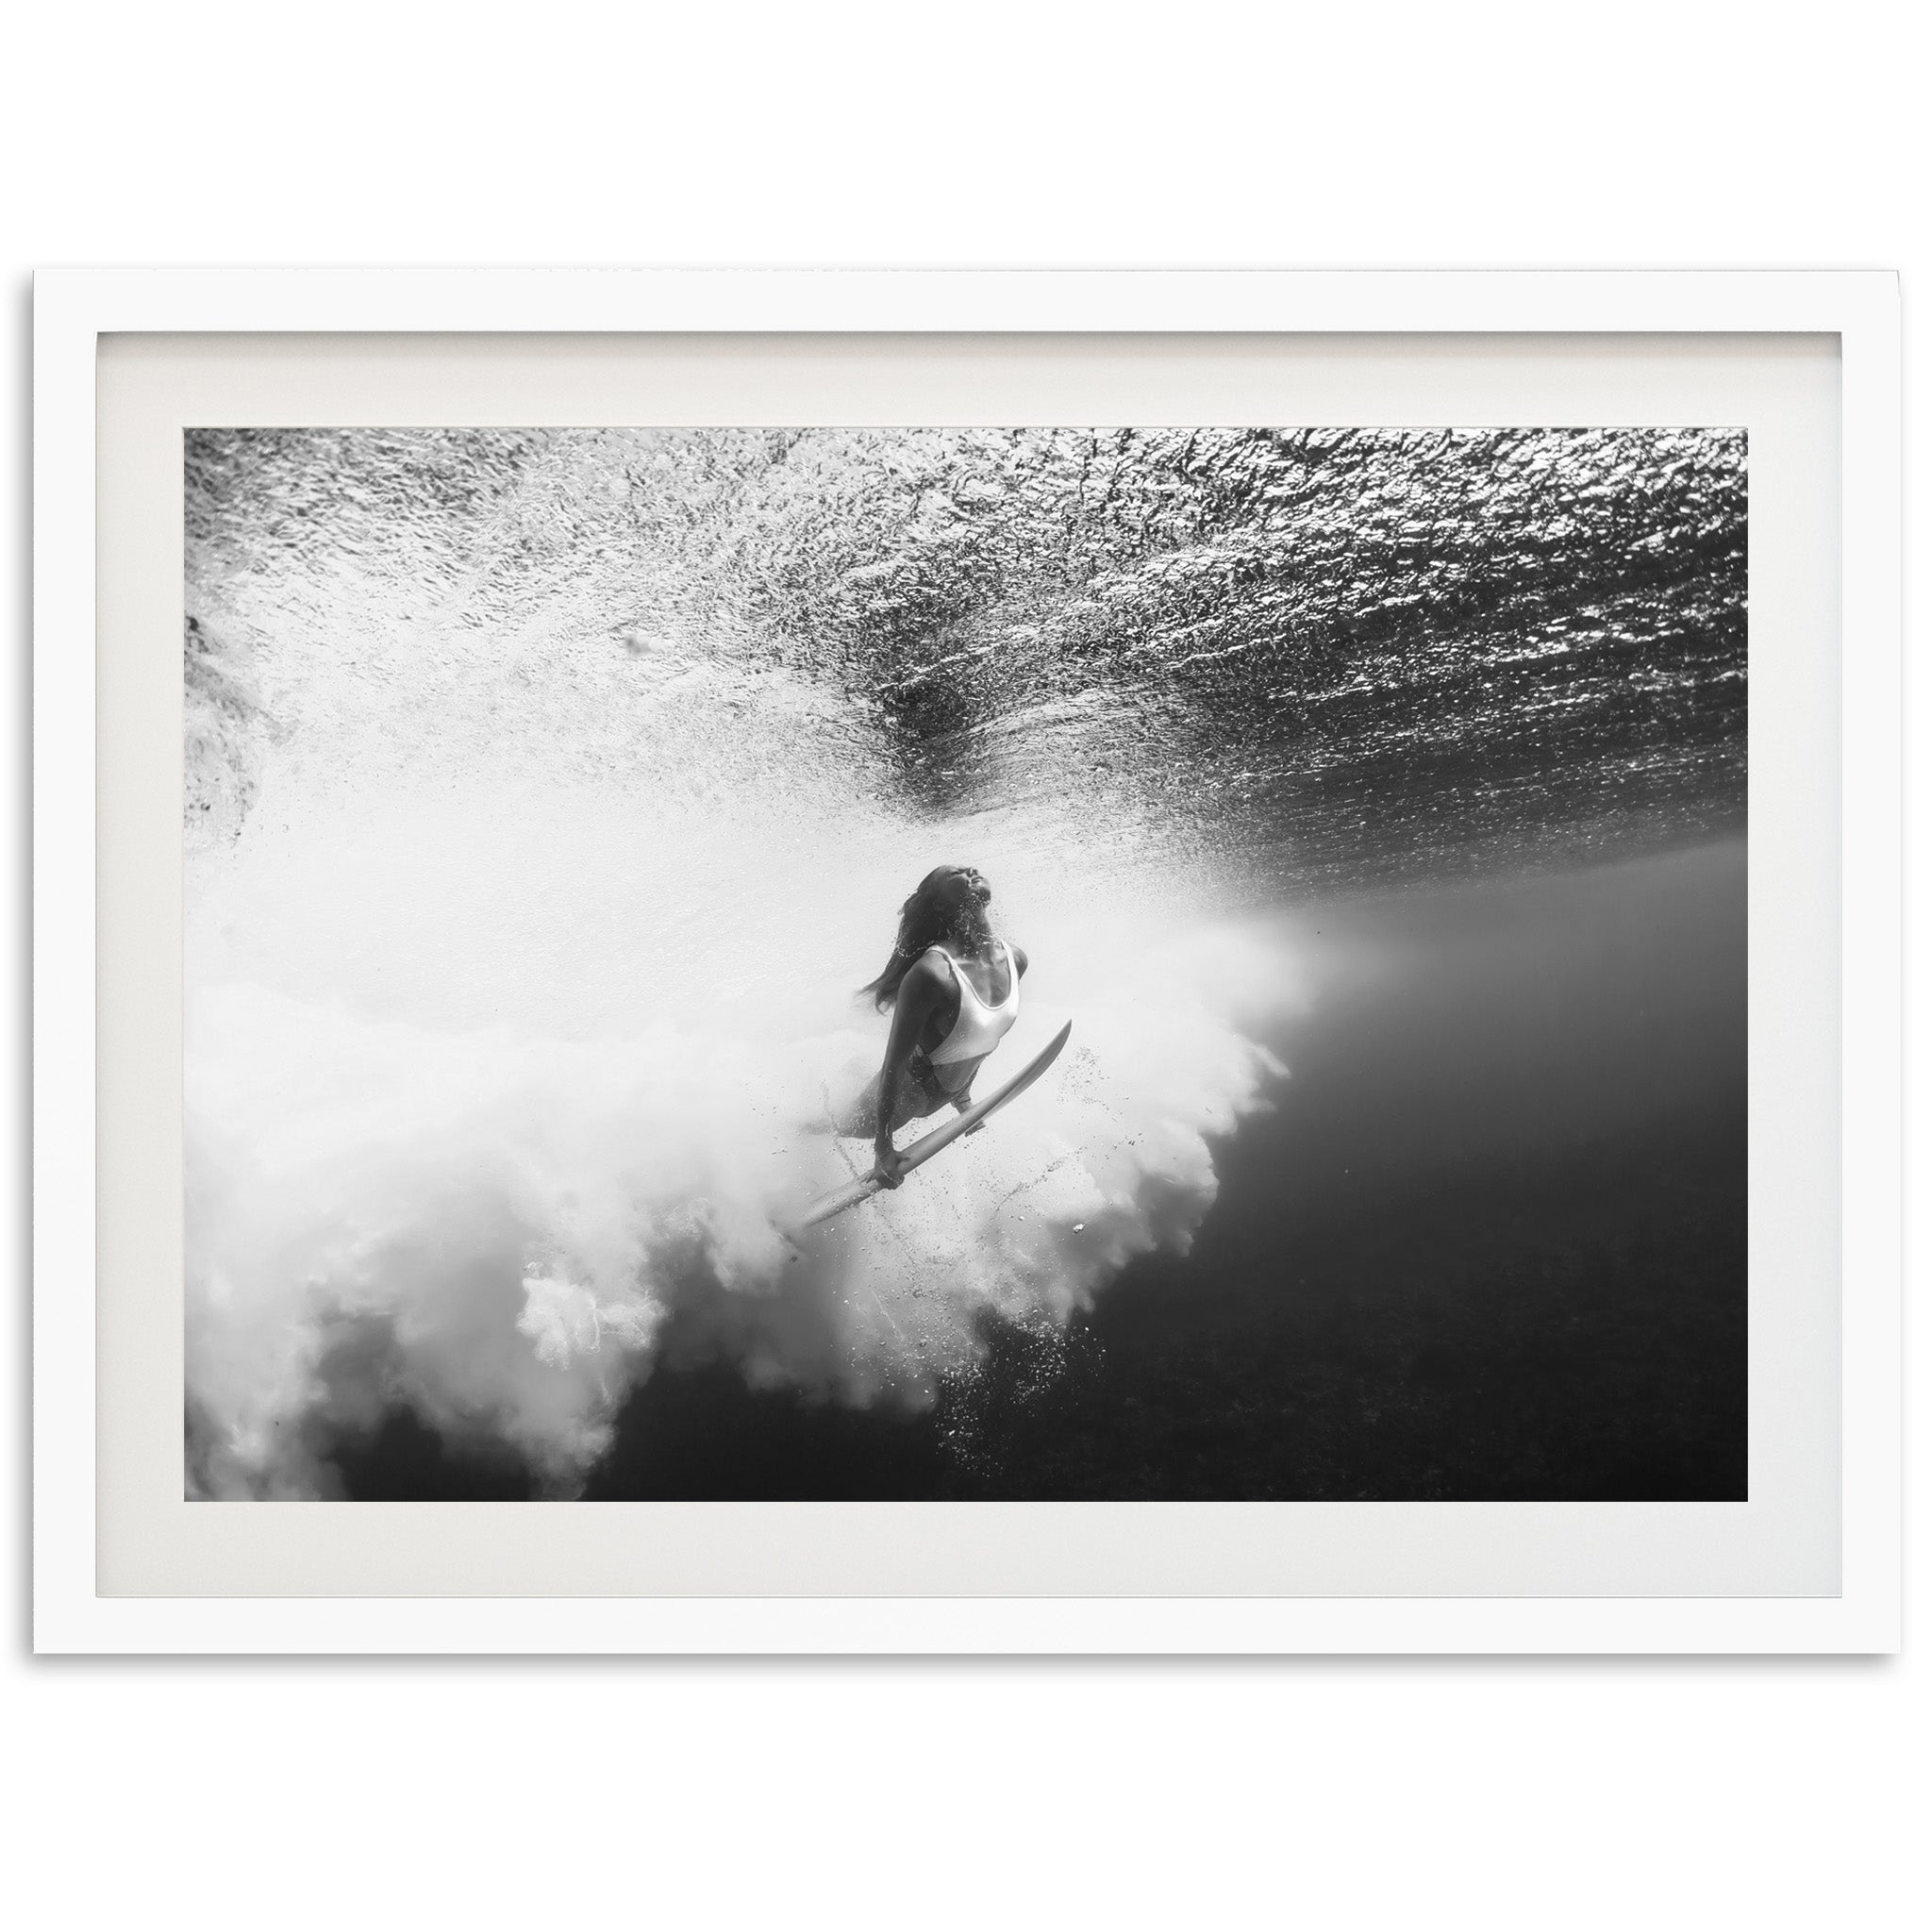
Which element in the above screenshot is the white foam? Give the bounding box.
[185,500,1299,1496]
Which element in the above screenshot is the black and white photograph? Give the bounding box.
[183,422,1748,1506]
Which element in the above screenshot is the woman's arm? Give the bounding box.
[872,958,944,1187]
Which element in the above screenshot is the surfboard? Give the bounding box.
[796,1019,1074,1230]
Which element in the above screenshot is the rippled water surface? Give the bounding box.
[190,425,1744,892]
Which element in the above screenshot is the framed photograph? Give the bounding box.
[34,271,1900,1652]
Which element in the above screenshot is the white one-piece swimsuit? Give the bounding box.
[924,941,1020,1078]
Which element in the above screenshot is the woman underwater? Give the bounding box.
[843,865,1028,1189]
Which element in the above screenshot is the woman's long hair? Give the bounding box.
[860,867,984,1011]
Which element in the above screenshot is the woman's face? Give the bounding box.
[936,865,992,910]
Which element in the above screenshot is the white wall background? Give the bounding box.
[4,4,1922,1925]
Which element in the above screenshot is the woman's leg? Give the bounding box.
[833,1070,945,1139]
[939,1056,987,1128]
[830,1071,883,1139]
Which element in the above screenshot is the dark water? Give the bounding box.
[947,839,1750,1502]
[341,837,1746,1503]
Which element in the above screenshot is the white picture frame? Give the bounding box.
[34,269,1901,1653]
